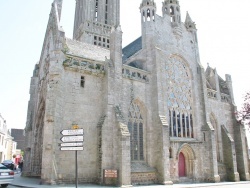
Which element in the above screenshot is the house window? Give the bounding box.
[105,0,108,24]
[80,76,85,87]
[169,147,173,158]
[95,0,99,21]
[94,36,97,46]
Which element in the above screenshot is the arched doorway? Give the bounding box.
[177,144,196,178]
[178,152,186,177]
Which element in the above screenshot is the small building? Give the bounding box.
[11,129,25,152]
[0,114,16,162]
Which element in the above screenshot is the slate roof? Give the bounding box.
[122,37,142,62]
[65,37,142,63]
[65,38,110,61]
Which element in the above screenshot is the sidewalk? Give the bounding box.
[10,173,250,188]
[10,173,107,188]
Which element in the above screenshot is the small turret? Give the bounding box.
[162,0,181,25]
[140,0,157,23]
[185,12,196,31]
[139,0,157,65]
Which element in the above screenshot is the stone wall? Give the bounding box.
[25,0,250,185]
[131,172,157,185]
[221,125,239,181]
[218,163,227,181]
[233,123,250,180]
[52,69,104,183]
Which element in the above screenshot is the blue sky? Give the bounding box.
[0,0,250,136]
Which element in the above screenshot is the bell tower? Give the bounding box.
[73,0,120,49]
[162,0,181,26]
[140,0,156,48]
[140,0,156,23]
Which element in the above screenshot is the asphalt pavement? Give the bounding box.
[9,173,250,188]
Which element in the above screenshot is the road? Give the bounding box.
[6,183,250,188]
[186,184,250,188]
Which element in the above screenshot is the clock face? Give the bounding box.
[166,56,192,112]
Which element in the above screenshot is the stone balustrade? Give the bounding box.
[122,65,149,83]
[63,56,105,75]
[92,21,112,30]
[207,89,217,99]
[207,88,230,103]
[221,93,231,103]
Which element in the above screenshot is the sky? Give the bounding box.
[0,0,250,137]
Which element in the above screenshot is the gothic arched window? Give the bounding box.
[170,6,174,15]
[147,9,151,21]
[143,11,146,22]
[128,101,144,161]
[166,56,194,138]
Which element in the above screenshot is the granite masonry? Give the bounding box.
[24,0,250,186]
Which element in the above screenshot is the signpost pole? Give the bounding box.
[60,125,83,188]
[76,150,78,188]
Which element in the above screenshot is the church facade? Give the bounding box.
[24,0,250,186]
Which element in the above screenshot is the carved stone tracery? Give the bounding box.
[166,55,194,138]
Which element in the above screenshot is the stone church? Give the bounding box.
[24,0,250,186]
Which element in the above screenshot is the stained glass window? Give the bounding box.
[128,101,144,161]
[166,56,194,138]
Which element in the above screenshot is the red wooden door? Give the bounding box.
[178,152,186,177]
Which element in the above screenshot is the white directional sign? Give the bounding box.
[61,135,84,142]
[60,147,84,151]
[59,128,84,153]
[60,142,83,147]
[61,129,84,136]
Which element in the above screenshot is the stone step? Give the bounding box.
[179,177,193,183]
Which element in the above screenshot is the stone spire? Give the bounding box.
[53,0,63,21]
[73,0,120,49]
[185,12,196,30]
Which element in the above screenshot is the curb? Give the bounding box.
[9,184,36,188]
[170,181,250,188]
[9,181,250,188]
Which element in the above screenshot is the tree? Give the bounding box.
[236,92,250,127]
